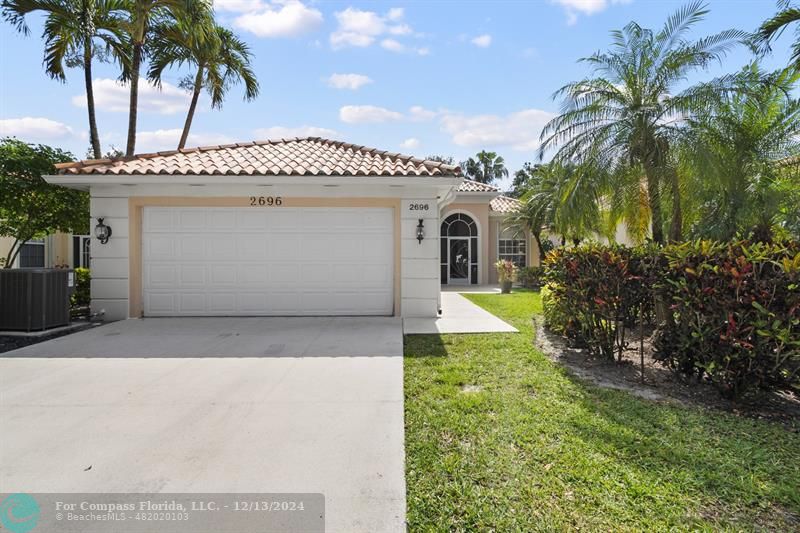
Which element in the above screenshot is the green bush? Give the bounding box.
[654,240,800,398]
[544,244,655,360]
[517,266,545,289]
[71,267,90,308]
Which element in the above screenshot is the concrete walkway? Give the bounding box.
[1,317,406,532]
[403,292,518,334]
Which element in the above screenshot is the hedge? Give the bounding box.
[543,241,800,399]
[544,244,655,361]
[654,240,800,399]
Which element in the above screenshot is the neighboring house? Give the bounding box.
[0,233,90,269]
[46,137,532,321]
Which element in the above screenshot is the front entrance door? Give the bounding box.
[448,238,470,284]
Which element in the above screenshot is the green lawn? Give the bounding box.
[404,290,800,531]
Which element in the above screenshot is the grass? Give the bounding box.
[404,290,800,531]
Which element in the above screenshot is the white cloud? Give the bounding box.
[409,105,437,121]
[231,0,323,38]
[253,125,338,139]
[400,137,420,149]
[471,34,492,47]
[439,108,556,151]
[135,129,235,152]
[73,78,191,115]
[380,39,405,52]
[330,6,423,52]
[551,0,632,25]
[339,105,404,124]
[417,47,430,56]
[326,73,373,90]
[0,117,80,141]
[386,7,404,21]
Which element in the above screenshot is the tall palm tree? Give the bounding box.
[148,13,258,149]
[120,0,207,156]
[755,0,800,69]
[679,65,800,241]
[2,0,127,159]
[461,150,509,184]
[538,1,745,244]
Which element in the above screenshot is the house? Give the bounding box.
[47,137,535,321]
[0,233,90,269]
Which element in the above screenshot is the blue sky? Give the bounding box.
[0,0,793,190]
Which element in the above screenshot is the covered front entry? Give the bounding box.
[440,212,478,285]
[142,206,394,316]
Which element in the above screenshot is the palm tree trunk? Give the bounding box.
[125,43,143,157]
[668,168,682,242]
[83,39,102,159]
[178,67,204,150]
[644,166,664,245]
[533,231,545,265]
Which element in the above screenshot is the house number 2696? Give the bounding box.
[408,203,429,211]
[249,196,282,206]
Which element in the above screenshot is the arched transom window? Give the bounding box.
[440,213,478,285]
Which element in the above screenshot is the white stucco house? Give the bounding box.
[47,137,535,321]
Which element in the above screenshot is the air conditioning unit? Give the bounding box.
[0,268,74,331]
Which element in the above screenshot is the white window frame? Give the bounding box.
[74,235,91,268]
[497,225,527,268]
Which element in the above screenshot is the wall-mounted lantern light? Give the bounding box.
[95,217,112,244]
[416,218,425,244]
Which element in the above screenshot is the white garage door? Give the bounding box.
[142,207,394,316]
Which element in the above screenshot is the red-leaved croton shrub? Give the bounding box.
[654,240,800,398]
[543,243,656,361]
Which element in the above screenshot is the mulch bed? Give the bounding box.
[534,319,800,430]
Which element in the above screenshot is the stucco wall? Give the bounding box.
[400,198,439,317]
[90,194,130,321]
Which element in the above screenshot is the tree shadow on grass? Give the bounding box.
[562,380,800,528]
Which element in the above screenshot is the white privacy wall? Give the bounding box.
[89,193,130,320]
[400,198,440,317]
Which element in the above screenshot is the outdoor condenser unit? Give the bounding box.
[0,268,74,331]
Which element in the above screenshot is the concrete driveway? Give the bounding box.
[0,317,405,532]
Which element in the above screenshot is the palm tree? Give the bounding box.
[538,1,745,244]
[755,0,800,69]
[148,13,258,149]
[506,163,601,262]
[679,65,800,241]
[461,150,509,184]
[120,0,208,156]
[2,0,127,159]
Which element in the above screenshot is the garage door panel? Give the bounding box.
[177,209,205,230]
[145,236,175,260]
[143,207,394,316]
[146,264,177,287]
[180,265,205,286]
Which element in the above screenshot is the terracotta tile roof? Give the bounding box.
[456,179,500,192]
[489,195,522,213]
[54,137,461,177]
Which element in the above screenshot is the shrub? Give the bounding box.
[654,240,800,398]
[544,243,654,361]
[71,267,90,308]
[518,266,545,289]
